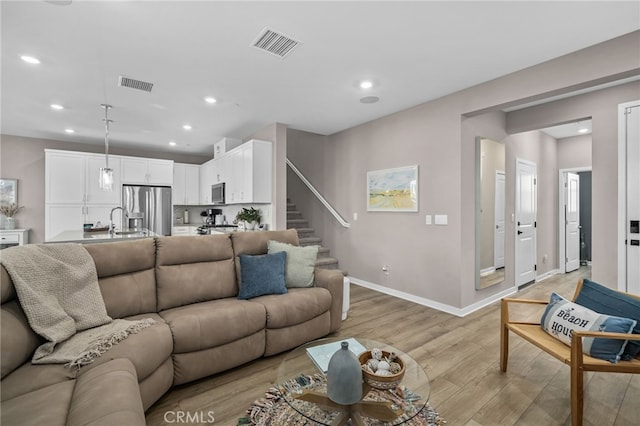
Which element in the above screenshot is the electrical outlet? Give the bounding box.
[382,265,389,275]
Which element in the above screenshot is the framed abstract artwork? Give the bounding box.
[367,165,418,212]
[0,179,17,205]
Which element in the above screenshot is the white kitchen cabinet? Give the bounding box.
[122,158,173,185]
[45,205,122,240]
[226,139,272,204]
[46,150,121,205]
[199,159,215,204]
[45,150,123,240]
[173,163,200,205]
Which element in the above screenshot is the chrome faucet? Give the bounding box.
[109,206,123,234]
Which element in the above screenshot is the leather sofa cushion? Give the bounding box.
[1,380,75,426]
[253,287,332,329]
[1,266,16,304]
[156,235,237,310]
[68,358,145,426]
[160,299,266,354]
[85,239,157,317]
[1,301,41,380]
[1,313,171,402]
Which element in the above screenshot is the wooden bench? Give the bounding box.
[500,279,640,426]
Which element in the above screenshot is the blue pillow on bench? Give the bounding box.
[541,292,636,363]
[575,278,640,360]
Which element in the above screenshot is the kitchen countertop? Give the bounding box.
[46,228,159,244]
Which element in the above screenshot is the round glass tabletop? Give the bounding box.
[276,337,430,425]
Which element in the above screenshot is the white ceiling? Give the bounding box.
[2,1,639,156]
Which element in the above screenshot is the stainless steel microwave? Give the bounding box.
[211,182,225,204]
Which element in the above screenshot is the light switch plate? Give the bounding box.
[353,212,358,221]
[435,214,448,225]
[425,214,432,225]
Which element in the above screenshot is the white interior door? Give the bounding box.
[494,171,505,269]
[516,159,537,286]
[626,104,640,294]
[565,172,580,273]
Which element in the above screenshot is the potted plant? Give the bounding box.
[0,203,23,230]
[235,207,261,230]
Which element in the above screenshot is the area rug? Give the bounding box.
[238,374,445,425]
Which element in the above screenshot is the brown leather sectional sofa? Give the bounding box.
[0,229,343,425]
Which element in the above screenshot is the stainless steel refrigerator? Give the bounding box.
[122,185,172,236]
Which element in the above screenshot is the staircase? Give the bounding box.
[287,199,346,275]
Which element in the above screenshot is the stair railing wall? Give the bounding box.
[286,158,351,228]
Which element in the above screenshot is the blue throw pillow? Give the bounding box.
[575,278,640,360]
[238,251,287,300]
[540,292,637,363]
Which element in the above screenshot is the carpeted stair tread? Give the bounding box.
[287,219,308,229]
[299,236,322,246]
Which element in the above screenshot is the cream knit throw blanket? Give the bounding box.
[0,243,155,368]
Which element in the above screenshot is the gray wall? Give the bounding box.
[557,134,592,169]
[287,31,639,311]
[0,134,209,243]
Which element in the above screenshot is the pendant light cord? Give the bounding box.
[101,104,112,168]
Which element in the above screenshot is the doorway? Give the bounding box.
[515,158,537,287]
[559,168,592,274]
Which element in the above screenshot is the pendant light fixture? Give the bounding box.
[99,104,114,191]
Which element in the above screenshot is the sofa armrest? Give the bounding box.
[314,268,344,333]
[67,358,145,426]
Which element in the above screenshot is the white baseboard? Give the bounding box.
[348,277,517,318]
[536,269,560,282]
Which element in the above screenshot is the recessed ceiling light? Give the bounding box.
[360,80,373,89]
[204,97,217,104]
[64,128,75,134]
[360,96,380,104]
[182,124,192,130]
[578,128,590,134]
[50,104,64,110]
[169,141,177,146]
[20,55,40,64]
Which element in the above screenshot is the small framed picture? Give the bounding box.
[0,179,17,205]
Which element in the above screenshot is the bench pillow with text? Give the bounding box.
[540,292,637,363]
[575,278,640,360]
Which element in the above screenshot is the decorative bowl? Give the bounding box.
[358,350,405,390]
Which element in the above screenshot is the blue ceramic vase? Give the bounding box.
[327,341,363,404]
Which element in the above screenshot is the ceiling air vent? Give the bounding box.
[251,27,301,59]
[118,75,154,93]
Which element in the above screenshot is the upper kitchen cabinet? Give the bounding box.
[226,139,272,204]
[199,159,215,204]
[122,157,173,186]
[45,150,121,205]
[173,163,200,205]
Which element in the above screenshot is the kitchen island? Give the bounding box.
[46,228,159,244]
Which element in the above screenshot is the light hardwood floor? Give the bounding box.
[145,267,639,425]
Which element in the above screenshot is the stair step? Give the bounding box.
[287,219,308,229]
[287,210,303,219]
[295,227,315,237]
[315,257,339,267]
[299,236,322,246]
[287,202,296,211]
[317,247,331,258]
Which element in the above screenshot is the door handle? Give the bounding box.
[518,230,523,235]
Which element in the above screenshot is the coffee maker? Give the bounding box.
[205,208,222,226]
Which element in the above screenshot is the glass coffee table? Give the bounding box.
[276,337,430,425]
